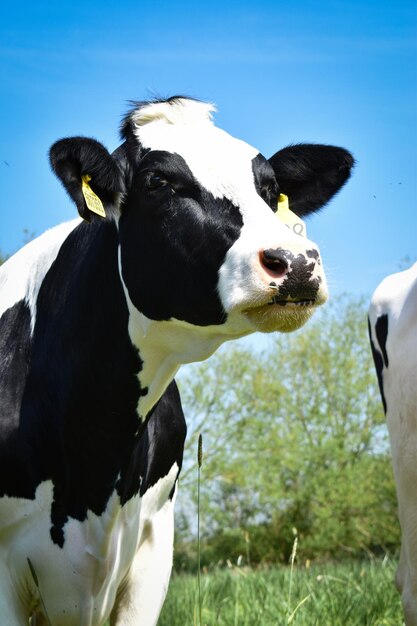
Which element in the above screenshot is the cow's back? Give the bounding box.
[369,262,417,625]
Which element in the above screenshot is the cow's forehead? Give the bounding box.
[131,100,261,202]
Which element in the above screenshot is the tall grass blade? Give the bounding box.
[197,433,203,626]
[287,593,312,623]
[287,532,298,621]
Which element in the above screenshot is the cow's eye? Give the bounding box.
[146,174,169,190]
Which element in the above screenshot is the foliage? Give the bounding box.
[159,558,403,626]
[175,295,399,567]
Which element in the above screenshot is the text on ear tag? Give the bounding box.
[81,175,106,218]
[275,193,307,238]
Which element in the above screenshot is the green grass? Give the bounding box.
[158,558,403,625]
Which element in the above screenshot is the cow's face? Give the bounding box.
[50,97,354,339]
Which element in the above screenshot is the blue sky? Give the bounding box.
[1,0,416,297]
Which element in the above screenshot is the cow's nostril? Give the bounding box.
[259,249,288,278]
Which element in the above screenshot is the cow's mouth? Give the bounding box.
[267,297,315,307]
[242,294,324,333]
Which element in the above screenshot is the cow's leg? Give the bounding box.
[110,494,176,626]
[0,573,29,626]
[397,534,417,626]
[388,409,417,626]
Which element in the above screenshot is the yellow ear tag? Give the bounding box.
[81,174,106,218]
[275,193,307,238]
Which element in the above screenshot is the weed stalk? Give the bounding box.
[197,433,203,626]
[287,530,298,622]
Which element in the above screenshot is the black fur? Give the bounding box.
[269,144,354,216]
[375,313,389,368]
[252,154,280,210]
[368,317,388,414]
[0,301,35,497]
[117,381,186,504]
[274,251,321,302]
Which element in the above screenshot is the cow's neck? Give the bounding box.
[39,219,232,423]
[120,298,237,418]
[43,219,238,423]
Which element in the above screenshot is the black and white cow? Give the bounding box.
[0,97,353,625]
[369,262,417,626]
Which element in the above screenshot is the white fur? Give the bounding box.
[131,98,216,128]
[110,466,179,625]
[369,262,417,625]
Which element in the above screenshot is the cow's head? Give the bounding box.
[50,97,353,341]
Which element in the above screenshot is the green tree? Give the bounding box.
[175,295,399,567]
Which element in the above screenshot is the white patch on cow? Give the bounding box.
[0,219,81,333]
[0,463,179,625]
[131,98,216,127]
[369,262,417,623]
[370,263,417,332]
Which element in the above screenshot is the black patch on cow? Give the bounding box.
[117,380,186,504]
[277,252,321,301]
[119,150,243,326]
[0,301,35,498]
[368,318,387,414]
[306,249,320,261]
[0,220,186,548]
[252,154,280,210]
[375,313,389,368]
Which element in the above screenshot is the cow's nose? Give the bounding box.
[259,248,289,278]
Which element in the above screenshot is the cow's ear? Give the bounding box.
[49,137,124,222]
[268,144,354,217]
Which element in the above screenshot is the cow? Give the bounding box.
[369,262,417,626]
[0,96,354,625]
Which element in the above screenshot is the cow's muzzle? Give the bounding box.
[242,245,328,332]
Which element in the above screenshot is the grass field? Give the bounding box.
[158,558,404,625]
